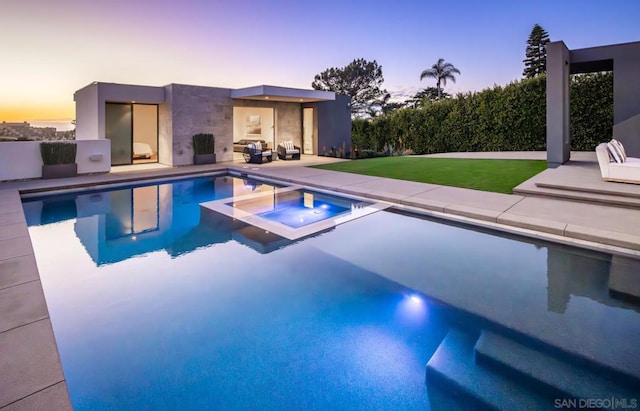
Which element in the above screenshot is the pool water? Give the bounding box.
[229,189,371,229]
[23,175,640,410]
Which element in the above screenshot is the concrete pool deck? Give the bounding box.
[1,154,639,409]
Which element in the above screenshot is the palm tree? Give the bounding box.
[420,58,461,100]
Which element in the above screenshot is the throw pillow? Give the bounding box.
[607,142,624,163]
[284,140,294,151]
[610,139,627,162]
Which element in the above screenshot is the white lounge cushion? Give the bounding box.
[596,143,640,183]
[261,150,272,156]
[285,149,300,155]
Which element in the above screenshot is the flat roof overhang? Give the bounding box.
[231,85,335,103]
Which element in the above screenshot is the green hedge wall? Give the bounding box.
[352,72,613,154]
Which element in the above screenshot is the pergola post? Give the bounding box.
[546,41,571,167]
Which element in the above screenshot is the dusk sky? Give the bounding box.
[1,0,638,127]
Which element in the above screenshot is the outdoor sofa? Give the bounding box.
[596,140,640,184]
[234,139,267,153]
[243,142,273,164]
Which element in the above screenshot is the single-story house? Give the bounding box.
[74,82,352,166]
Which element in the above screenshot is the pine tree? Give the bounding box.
[523,24,550,78]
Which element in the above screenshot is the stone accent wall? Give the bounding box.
[163,85,306,165]
[168,84,234,166]
[158,86,173,165]
[233,100,302,148]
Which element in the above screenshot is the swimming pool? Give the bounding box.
[22,174,640,409]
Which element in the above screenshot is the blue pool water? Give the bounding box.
[229,189,370,229]
[23,175,640,409]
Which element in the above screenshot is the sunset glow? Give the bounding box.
[2,0,638,124]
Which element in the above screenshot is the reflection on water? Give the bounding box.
[22,176,294,264]
[547,247,640,314]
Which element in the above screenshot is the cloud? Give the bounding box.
[386,86,422,102]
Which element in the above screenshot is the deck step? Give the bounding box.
[513,182,640,209]
[474,331,639,410]
[536,180,640,200]
[426,329,550,411]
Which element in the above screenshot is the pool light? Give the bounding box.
[409,294,422,303]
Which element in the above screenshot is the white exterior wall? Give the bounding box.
[0,140,111,181]
[74,82,164,140]
[74,83,100,140]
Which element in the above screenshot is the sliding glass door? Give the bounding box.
[105,103,158,166]
[105,103,133,166]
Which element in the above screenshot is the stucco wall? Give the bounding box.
[548,41,640,163]
[0,140,111,181]
[315,95,352,155]
[74,84,100,140]
[611,47,640,156]
[546,41,571,166]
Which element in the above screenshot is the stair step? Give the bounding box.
[536,181,640,200]
[513,184,640,209]
[474,331,639,410]
[426,328,550,411]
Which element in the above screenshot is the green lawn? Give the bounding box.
[312,157,547,194]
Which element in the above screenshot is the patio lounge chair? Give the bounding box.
[596,140,640,184]
[243,142,272,164]
[277,140,301,160]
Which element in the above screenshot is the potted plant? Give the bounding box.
[40,141,78,179]
[192,133,216,165]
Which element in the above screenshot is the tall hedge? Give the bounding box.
[352,72,612,154]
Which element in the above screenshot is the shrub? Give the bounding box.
[352,72,612,154]
[192,133,215,155]
[40,142,77,165]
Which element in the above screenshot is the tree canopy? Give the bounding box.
[407,87,451,108]
[419,58,460,99]
[312,58,388,117]
[523,24,550,78]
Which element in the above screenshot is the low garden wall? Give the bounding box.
[0,140,111,181]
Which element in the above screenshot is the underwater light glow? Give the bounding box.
[395,293,428,325]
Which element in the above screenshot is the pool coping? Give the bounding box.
[2,163,640,409]
[200,184,391,240]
